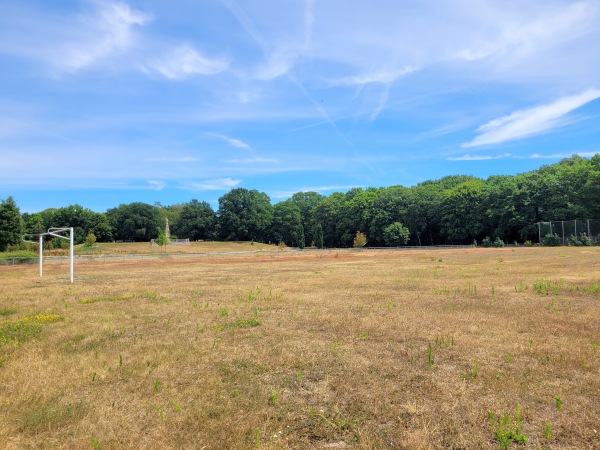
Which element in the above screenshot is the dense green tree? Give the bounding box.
[441,178,486,244]
[0,197,23,251]
[22,212,44,235]
[313,223,324,249]
[172,200,216,241]
[369,186,410,246]
[405,182,444,245]
[270,201,303,247]
[155,202,184,235]
[337,188,380,246]
[289,192,325,246]
[217,188,273,242]
[107,202,161,242]
[48,205,112,244]
[314,192,344,247]
[384,222,410,246]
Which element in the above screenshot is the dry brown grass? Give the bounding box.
[78,240,280,255]
[1,247,599,449]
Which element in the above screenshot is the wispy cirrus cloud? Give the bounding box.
[147,180,166,190]
[144,156,200,163]
[12,1,153,73]
[181,178,242,191]
[144,44,228,80]
[448,153,512,161]
[331,67,418,87]
[522,151,598,159]
[208,133,251,149]
[223,156,277,163]
[463,89,600,148]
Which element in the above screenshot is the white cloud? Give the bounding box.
[145,156,200,163]
[209,133,251,149]
[146,45,228,80]
[148,180,165,190]
[60,1,152,72]
[463,89,600,147]
[448,153,512,161]
[331,67,418,87]
[523,151,598,159]
[183,178,242,191]
[224,157,277,163]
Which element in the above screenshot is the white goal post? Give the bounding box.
[24,227,74,283]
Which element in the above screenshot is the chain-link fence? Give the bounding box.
[536,219,600,245]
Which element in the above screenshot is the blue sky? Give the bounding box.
[1,0,599,213]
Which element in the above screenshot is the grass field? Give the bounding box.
[1,247,599,449]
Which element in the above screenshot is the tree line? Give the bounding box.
[1,155,599,251]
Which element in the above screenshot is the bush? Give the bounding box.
[353,231,367,248]
[383,222,410,247]
[493,237,505,248]
[524,240,533,247]
[85,232,97,248]
[541,233,561,247]
[578,233,592,246]
[481,237,492,248]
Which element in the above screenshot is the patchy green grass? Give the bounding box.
[0,313,64,346]
[79,294,135,304]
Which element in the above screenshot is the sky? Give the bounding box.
[1,0,599,213]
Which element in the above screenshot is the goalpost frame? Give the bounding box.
[24,227,74,283]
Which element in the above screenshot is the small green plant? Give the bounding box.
[220,308,228,317]
[506,352,512,363]
[544,422,551,441]
[427,343,434,367]
[471,360,479,378]
[490,404,527,449]
[269,390,278,404]
[91,437,100,450]
[529,337,533,350]
[154,378,160,393]
[554,395,562,409]
[255,427,261,448]
[173,401,180,413]
[592,340,597,353]
[581,358,586,368]
[0,308,17,316]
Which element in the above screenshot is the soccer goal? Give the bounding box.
[24,227,74,283]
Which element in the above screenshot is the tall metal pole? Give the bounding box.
[69,227,74,283]
[39,234,43,278]
[588,219,591,239]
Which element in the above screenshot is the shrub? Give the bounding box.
[353,231,367,248]
[542,233,561,247]
[383,222,410,247]
[578,233,592,246]
[85,232,97,248]
[481,237,492,248]
[493,237,505,248]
